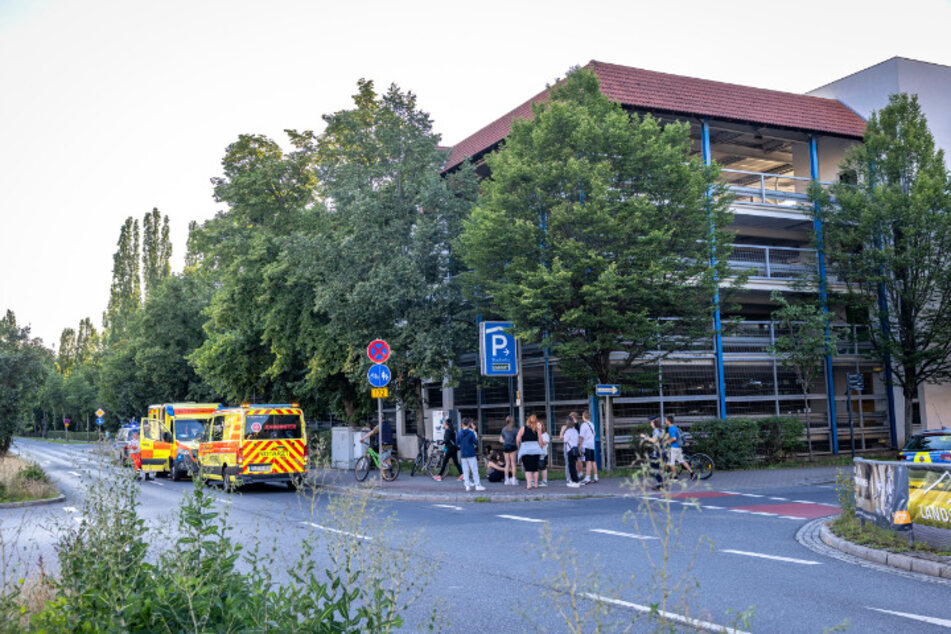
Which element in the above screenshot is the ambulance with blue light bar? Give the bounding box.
[197,404,308,491]
[137,403,222,480]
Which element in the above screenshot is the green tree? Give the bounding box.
[103,217,141,345]
[820,93,951,442]
[458,68,733,388]
[304,79,479,422]
[0,311,49,455]
[142,207,172,300]
[766,292,836,459]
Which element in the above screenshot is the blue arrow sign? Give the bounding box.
[367,364,391,388]
[480,321,517,377]
[595,384,620,397]
[96,417,103,426]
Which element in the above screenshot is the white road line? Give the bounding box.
[722,549,821,565]
[432,504,463,511]
[780,516,803,520]
[720,490,741,495]
[793,500,815,504]
[729,509,752,514]
[748,511,777,517]
[702,505,723,510]
[866,607,951,628]
[768,496,788,501]
[738,493,764,498]
[63,506,79,513]
[151,481,165,487]
[496,514,547,523]
[589,528,657,540]
[73,516,84,524]
[302,521,371,541]
[580,592,749,634]
[68,471,82,477]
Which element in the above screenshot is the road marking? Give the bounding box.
[589,528,657,540]
[737,493,764,498]
[151,481,165,487]
[780,516,803,520]
[68,471,82,477]
[729,509,752,514]
[748,511,777,517]
[722,549,821,565]
[432,504,463,511]
[702,505,722,510]
[580,592,749,634]
[497,514,547,523]
[768,496,787,501]
[303,521,371,541]
[866,607,951,628]
[720,490,741,495]
[793,499,815,504]
[63,506,79,513]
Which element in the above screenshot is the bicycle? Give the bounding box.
[410,436,441,477]
[354,441,400,482]
[681,450,714,480]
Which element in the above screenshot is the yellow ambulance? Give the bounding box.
[136,403,221,480]
[198,404,308,491]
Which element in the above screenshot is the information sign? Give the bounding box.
[479,322,517,376]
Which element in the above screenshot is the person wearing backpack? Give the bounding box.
[579,410,599,485]
[665,415,695,480]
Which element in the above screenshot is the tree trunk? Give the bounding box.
[903,385,917,446]
[802,391,814,461]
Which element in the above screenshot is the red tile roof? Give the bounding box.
[444,60,866,172]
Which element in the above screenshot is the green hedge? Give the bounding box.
[688,416,804,470]
[44,431,101,441]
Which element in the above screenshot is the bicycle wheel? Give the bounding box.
[354,456,370,482]
[689,453,714,480]
[382,456,400,481]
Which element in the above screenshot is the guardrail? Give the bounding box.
[721,168,830,207]
[728,243,816,280]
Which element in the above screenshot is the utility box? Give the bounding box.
[331,427,365,469]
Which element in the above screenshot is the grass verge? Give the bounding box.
[0,454,58,503]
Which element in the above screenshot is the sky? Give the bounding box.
[2,0,951,348]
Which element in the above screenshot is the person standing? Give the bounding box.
[665,415,695,480]
[559,412,580,481]
[579,410,599,485]
[516,414,546,490]
[539,426,551,487]
[499,416,519,485]
[433,415,462,482]
[640,417,667,490]
[562,419,581,488]
[457,418,485,492]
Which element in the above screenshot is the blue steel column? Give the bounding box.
[702,118,727,418]
[810,135,839,453]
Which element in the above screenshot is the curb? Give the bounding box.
[819,520,951,580]
[316,483,608,503]
[0,493,66,509]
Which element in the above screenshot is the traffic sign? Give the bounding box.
[367,364,391,388]
[96,417,103,426]
[847,373,864,392]
[367,340,390,364]
[96,408,104,418]
[595,384,620,397]
[371,387,389,399]
[479,321,517,376]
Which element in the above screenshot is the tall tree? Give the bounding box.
[0,310,50,455]
[820,93,951,442]
[458,68,733,388]
[103,217,141,344]
[57,327,77,375]
[305,79,479,422]
[142,207,172,299]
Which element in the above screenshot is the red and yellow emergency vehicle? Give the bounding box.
[134,403,222,480]
[197,404,308,491]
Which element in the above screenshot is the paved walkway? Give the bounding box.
[310,464,842,502]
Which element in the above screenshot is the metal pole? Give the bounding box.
[702,117,727,419]
[602,396,612,471]
[517,340,525,427]
[378,398,383,489]
[846,386,856,460]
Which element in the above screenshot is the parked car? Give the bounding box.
[114,424,139,465]
[899,429,951,463]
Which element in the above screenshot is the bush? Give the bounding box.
[688,418,758,470]
[756,417,804,464]
[17,462,47,482]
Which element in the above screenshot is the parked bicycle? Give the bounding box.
[683,450,714,480]
[354,440,400,482]
[410,436,443,477]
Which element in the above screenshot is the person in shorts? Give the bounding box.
[498,416,519,485]
[579,410,598,485]
[665,415,695,480]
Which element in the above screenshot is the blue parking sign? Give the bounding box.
[480,321,517,376]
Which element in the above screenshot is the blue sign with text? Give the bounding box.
[480,321,517,376]
[595,384,620,397]
[367,364,391,388]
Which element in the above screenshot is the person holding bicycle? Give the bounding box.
[361,418,395,460]
[664,415,696,480]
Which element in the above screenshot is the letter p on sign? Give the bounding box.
[491,334,507,355]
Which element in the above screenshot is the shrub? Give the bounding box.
[756,417,804,463]
[688,418,758,470]
[17,462,47,482]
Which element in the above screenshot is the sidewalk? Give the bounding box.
[309,465,842,502]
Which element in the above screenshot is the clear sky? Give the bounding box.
[2,0,951,347]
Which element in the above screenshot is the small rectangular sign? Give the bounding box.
[371,387,389,399]
[595,384,620,396]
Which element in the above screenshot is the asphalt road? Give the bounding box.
[6,439,951,633]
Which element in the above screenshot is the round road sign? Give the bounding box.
[367,339,390,364]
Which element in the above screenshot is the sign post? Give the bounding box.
[846,373,864,460]
[479,322,521,424]
[64,418,70,442]
[595,385,620,471]
[367,340,391,490]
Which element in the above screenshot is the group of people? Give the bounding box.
[639,415,695,489]
[431,411,600,491]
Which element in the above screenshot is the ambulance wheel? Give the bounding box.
[169,461,181,482]
[287,475,302,490]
